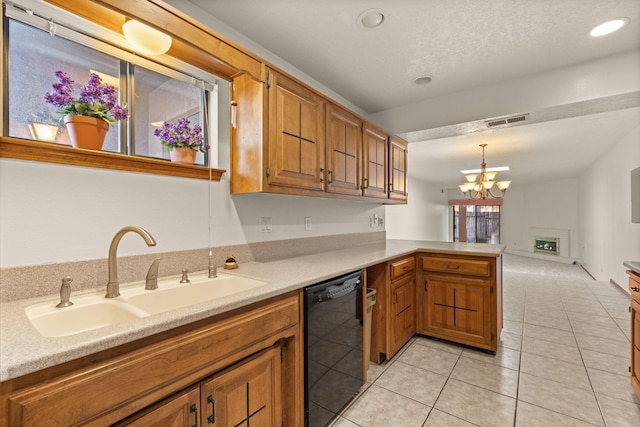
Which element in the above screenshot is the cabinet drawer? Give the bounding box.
[391,256,415,279]
[421,256,490,277]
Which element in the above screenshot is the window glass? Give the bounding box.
[7,19,123,152]
[5,14,216,168]
[132,66,205,165]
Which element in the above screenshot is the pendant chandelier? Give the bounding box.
[459,144,511,199]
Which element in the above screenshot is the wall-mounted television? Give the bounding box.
[633,167,640,223]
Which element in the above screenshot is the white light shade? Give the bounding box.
[482,180,495,189]
[123,20,172,55]
[590,18,628,37]
[497,181,511,190]
[484,172,497,181]
[459,184,468,192]
[465,174,478,183]
[28,123,58,142]
[464,182,476,191]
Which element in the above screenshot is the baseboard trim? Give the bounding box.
[610,278,631,298]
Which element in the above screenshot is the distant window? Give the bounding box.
[453,204,501,243]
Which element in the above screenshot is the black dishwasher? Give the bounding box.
[304,270,364,427]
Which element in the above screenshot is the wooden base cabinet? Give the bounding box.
[417,254,502,352]
[117,345,282,427]
[1,293,303,427]
[368,255,416,362]
[202,345,281,427]
[629,270,640,397]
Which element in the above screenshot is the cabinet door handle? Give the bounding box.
[207,395,215,424]
[328,170,333,184]
[424,281,428,292]
[320,168,325,183]
[190,403,198,427]
[393,292,398,304]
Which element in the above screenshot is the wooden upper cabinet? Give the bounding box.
[389,136,408,201]
[325,103,362,196]
[268,70,325,191]
[362,123,388,199]
[230,69,407,203]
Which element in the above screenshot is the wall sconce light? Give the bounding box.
[122,19,172,56]
[28,123,59,142]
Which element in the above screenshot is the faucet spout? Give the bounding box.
[106,226,156,298]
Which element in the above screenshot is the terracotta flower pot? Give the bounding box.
[63,115,109,150]
[170,147,197,164]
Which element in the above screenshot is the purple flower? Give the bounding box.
[155,118,208,153]
[44,70,128,124]
[44,71,74,108]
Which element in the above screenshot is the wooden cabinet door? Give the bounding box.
[268,70,325,191]
[389,136,408,201]
[389,274,416,356]
[632,297,640,397]
[325,103,361,196]
[201,345,282,427]
[113,386,199,427]
[630,272,640,397]
[362,123,388,199]
[422,274,492,347]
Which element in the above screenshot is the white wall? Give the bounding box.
[385,177,449,241]
[500,178,580,260]
[578,124,640,286]
[0,84,384,268]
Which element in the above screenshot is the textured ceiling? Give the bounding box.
[180,0,640,188]
[188,0,640,113]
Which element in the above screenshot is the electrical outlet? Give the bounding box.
[260,217,272,232]
[305,216,311,231]
[379,217,384,227]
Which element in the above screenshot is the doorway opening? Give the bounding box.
[452,203,501,244]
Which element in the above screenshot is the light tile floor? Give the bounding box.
[329,253,640,427]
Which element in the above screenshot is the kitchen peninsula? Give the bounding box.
[0,239,503,427]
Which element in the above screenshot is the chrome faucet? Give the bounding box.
[106,226,157,298]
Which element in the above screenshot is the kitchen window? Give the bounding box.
[1,0,224,179]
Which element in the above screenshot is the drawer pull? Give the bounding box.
[446,264,460,270]
[190,403,198,427]
[403,265,410,270]
[632,287,640,292]
[207,395,215,424]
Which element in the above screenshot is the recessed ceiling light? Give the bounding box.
[358,9,387,29]
[413,75,433,85]
[590,18,629,37]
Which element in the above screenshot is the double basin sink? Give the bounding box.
[25,273,267,337]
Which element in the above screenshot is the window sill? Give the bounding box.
[0,137,225,181]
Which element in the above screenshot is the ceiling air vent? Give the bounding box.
[485,113,529,128]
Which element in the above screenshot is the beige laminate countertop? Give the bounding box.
[624,261,640,275]
[0,240,504,382]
